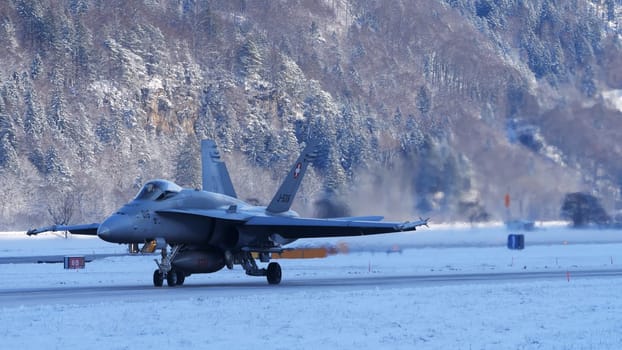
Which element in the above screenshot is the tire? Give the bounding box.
[153,270,164,287]
[176,270,186,286]
[166,269,178,287]
[266,262,282,285]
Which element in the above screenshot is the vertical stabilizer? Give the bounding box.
[201,140,237,198]
[266,140,318,214]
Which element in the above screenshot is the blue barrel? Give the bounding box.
[507,234,525,250]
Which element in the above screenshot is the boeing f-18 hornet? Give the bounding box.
[28,140,428,287]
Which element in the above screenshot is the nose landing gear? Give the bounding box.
[153,244,185,287]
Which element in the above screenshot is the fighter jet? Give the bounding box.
[27,140,428,287]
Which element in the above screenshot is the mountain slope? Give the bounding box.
[0,0,621,229]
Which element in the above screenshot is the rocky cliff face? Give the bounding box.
[1,0,621,229]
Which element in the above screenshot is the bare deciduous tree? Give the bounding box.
[47,190,77,238]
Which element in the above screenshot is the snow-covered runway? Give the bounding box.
[3,268,622,307]
[2,224,622,349]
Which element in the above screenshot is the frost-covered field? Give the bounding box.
[1,224,622,349]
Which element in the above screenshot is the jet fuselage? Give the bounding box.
[97,180,299,250]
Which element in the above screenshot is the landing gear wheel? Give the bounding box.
[266,262,282,285]
[166,269,178,287]
[176,270,186,286]
[153,270,164,287]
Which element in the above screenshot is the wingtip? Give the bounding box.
[398,217,430,231]
[420,217,431,228]
[25,225,59,236]
[26,227,43,236]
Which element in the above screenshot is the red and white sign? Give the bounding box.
[64,256,85,269]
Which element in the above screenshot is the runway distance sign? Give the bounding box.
[64,256,85,269]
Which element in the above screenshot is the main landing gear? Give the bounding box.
[153,244,186,287]
[238,251,282,285]
[150,245,282,287]
[266,262,282,285]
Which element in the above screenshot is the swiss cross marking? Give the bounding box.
[293,163,302,178]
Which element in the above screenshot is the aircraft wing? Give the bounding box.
[156,208,426,239]
[156,208,254,222]
[240,216,428,239]
[26,223,100,236]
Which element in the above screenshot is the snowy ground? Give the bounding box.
[1,224,622,349]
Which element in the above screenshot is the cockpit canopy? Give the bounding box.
[134,179,182,201]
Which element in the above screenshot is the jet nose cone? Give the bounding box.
[97,214,127,243]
